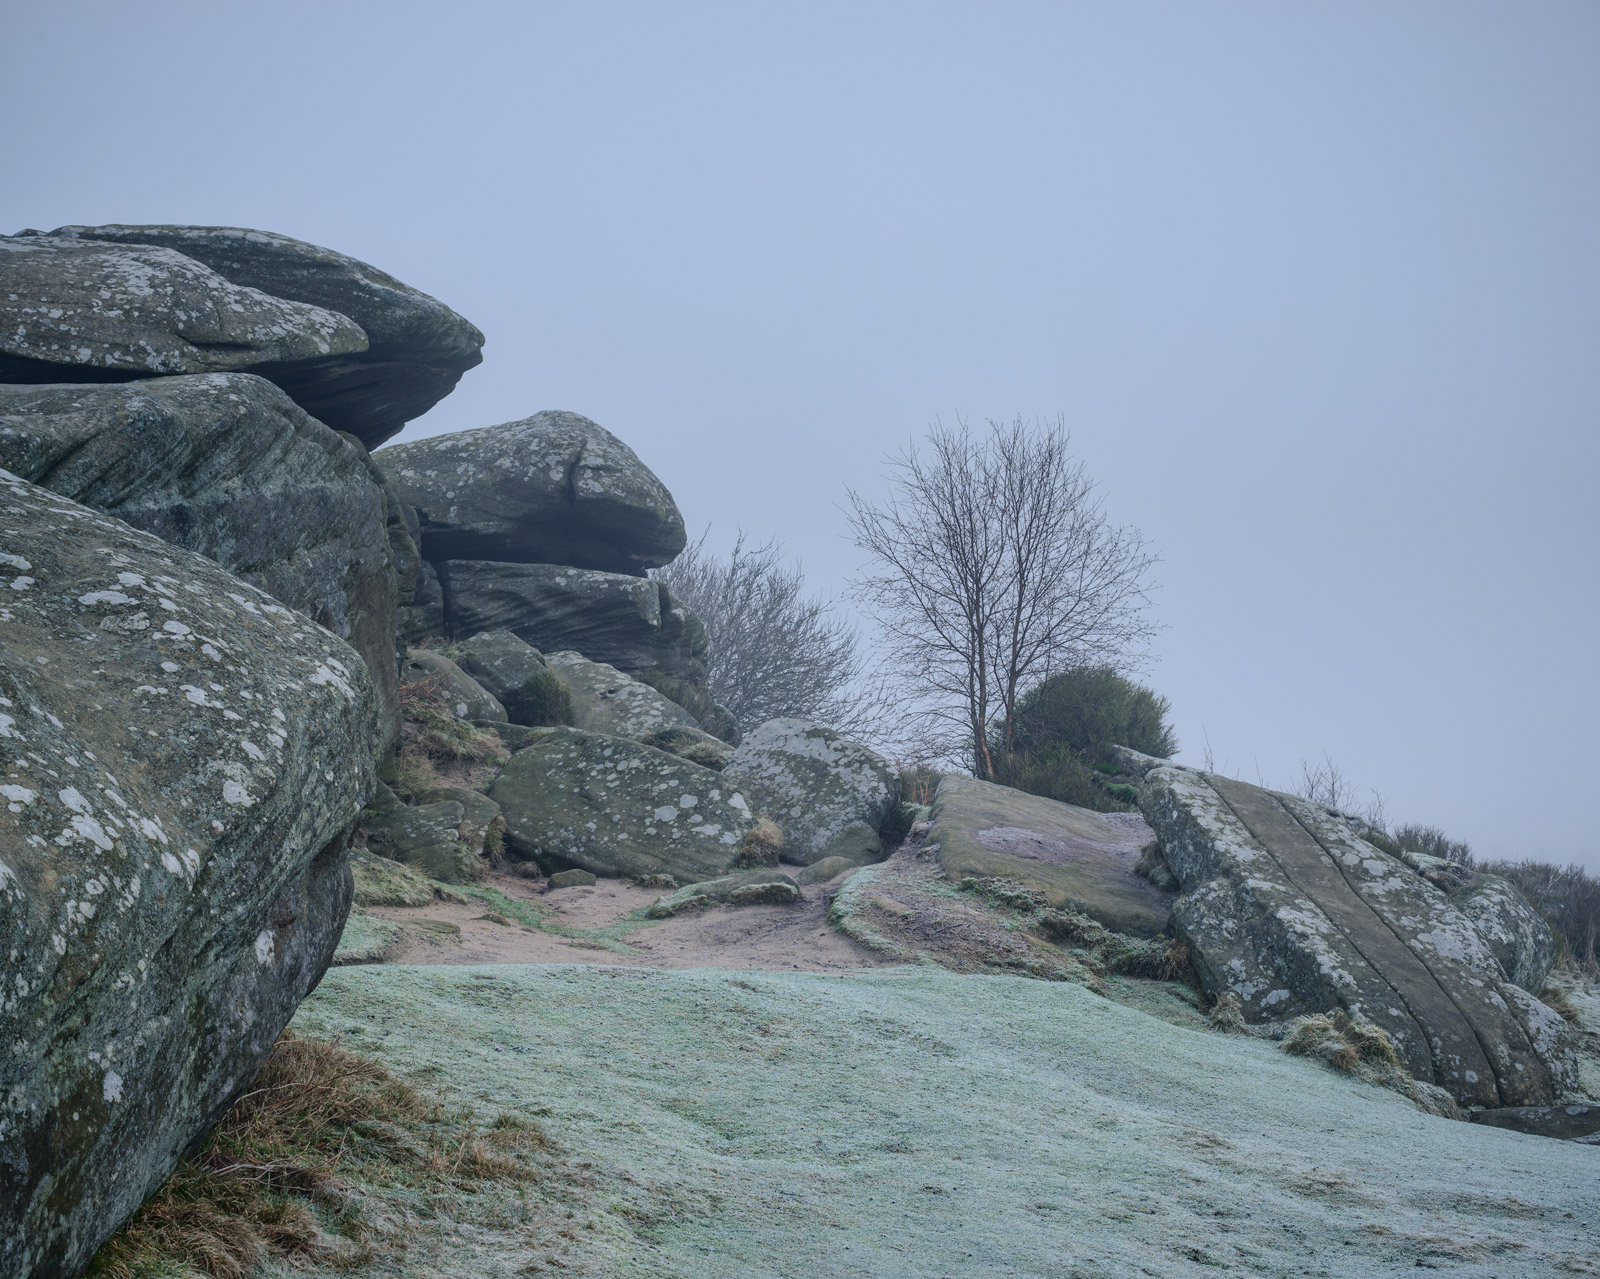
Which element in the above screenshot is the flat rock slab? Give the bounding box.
[49,224,484,449]
[0,234,365,381]
[291,964,1600,1278]
[374,410,685,572]
[1469,1104,1600,1141]
[1137,763,1579,1108]
[929,775,1173,938]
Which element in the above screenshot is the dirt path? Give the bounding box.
[362,869,888,973]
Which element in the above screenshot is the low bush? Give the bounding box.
[735,817,785,868]
[897,764,944,807]
[501,669,574,728]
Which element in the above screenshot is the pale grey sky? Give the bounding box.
[5,1,1596,869]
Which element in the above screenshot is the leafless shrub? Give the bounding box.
[653,531,885,737]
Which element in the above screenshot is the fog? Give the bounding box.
[5,1,1595,868]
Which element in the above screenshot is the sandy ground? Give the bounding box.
[362,869,887,973]
[285,963,1600,1279]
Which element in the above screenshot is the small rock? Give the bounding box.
[548,869,598,889]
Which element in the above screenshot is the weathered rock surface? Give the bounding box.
[438,560,707,683]
[1448,872,1556,994]
[723,719,900,866]
[545,650,703,740]
[399,649,505,723]
[48,224,485,450]
[0,470,375,1278]
[489,728,753,882]
[928,775,1173,938]
[646,868,802,917]
[361,799,482,883]
[0,234,366,383]
[443,629,546,702]
[0,374,399,744]
[1128,754,1578,1108]
[1468,1103,1600,1140]
[373,410,686,573]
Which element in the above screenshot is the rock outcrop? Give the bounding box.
[490,728,753,882]
[373,410,686,573]
[927,776,1174,938]
[46,224,485,449]
[400,649,506,723]
[0,374,399,742]
[0,235,366,383]
[0,471,375,1278]
[545,650,702,739]
[438,560,706,683]
[1123,751,1578,1108]
[723,719,900,866]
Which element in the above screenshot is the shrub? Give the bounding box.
[897,764,944,807]
[735,817,785,868]
[991,666,1175,811]
[500,669,573,728]
[1393,823,1474,867]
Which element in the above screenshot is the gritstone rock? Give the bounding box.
[399,649,506,723]
[0,374,399,746]
[489,727,753,882]
[0,469,376,1279]
[722,719,900,866]
[438,560,707,683]
[0,234,366,383]
[46,224,485,450]
[544,649,708,740]
[372,410,686,573]
[646,868,802,917]
[1120,749,1579,1108]
[360,799,482,884]
[928,775,1173,938]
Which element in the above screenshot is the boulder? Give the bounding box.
[349,849,435,907]
[414,785,501,849]
[489,728,754,882]
[439,560,707,683]
[360,798,483,884]
[1448,872,1557,993]
[48,224,485,450]
[927,775,1173,938]
[442,629,574,726]
[722,719,900,866]
[1468,1104,1600,1141]
[795,855,865,885]
[545,650,703,740]
[386,483,445,644]
[399,649,505,723]
[547,869,597,890]
[1129,755,1579,1108]
[0,374,399,745]
[372,410,686,573]
[638,725,735,771]
[646,869,802,917]
[0,234,365,383]
[0,470,375,1278]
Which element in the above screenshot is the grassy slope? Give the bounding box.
[286,964,1600,1279]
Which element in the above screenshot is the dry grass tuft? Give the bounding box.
[1284,1010,1402,1075]
[735,817,785,868]
[390,674,509,801]
[87,1032,548,1279]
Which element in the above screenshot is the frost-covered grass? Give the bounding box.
[283,963,1599,1278]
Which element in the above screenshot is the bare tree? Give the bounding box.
[653,531,883,736]
[845,416,1159,777]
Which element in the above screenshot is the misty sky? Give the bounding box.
[4,2,1596,869]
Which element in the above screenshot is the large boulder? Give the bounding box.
[0,470,375,1278]
[927,775,1174,938]
[722,719,900,867]
[438,560,707,683]
[1124,752,1579,1108]
[1448,871,1557,994]
[443,628,547,702]
[372,410,686,573]
[545,650,702,739]
[489,728,753,882]
[0,374,399,745]
[46,224,485,450]
[0,234,365,383]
